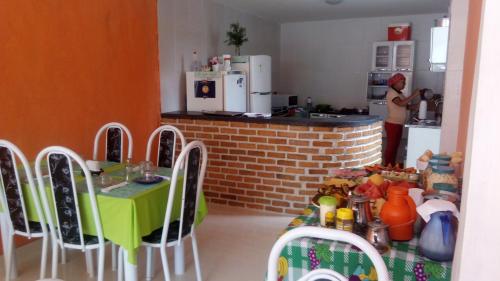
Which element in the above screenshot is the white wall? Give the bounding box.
[280,14,446,108]
[440,0,468,153]
[453,0,500,279]
[157,0,281,112]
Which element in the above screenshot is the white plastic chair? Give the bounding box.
[266,226,390,281]
[145,125,186,168]
[0,140,49,280]
[131,140,207,281]
[93,122,132,271]
[35,146,106,281]
[93,122,133,163]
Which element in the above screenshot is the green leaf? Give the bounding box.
[225,22,248,49]
[315,244,332,261]
[424,261,445,278]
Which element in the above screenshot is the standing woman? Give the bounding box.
[384,73,420,166]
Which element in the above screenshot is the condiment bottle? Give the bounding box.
[318,196,337,227]
[380,186,417,241]
[336,208,354,232]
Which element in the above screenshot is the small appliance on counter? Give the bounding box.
[186,71,247,112]
[231,55,272,114]
[271,94,298,110]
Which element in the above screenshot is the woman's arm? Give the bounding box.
[392,89,421,107]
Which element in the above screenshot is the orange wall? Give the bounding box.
[456,0,483,152]
[0,0,160,158]
[0,1,161,250]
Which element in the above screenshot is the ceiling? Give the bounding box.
[212,0,450,23]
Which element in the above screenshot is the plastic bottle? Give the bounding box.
[306,97,313,113]
[190,51,202,71]
[418,100,428,119]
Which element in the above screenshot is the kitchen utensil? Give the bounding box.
[366,219,390,253]
[133,176,163,185]
[419,211,457,261]
[347,194,373,235]
[101,181,128,193]
[380,186,417,241]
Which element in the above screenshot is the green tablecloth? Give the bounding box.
[12,162,207,264]
[276,205,451,281]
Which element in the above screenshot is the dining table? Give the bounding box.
[275,205,452,281]
[0,160,208,281]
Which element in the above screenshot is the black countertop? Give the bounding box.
[161,111,382,128]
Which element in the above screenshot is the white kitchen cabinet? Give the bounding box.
[371,41,415,72]
[430,26,449,72]
[405,126,441,168]
[393,41,415,71]
[372,42,393,71]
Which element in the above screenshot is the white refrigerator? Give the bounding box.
[223,73,246,112]
[231,55,272,114]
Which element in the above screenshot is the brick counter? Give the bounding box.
[161,116,382,215]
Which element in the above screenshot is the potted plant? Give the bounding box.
[225,22,248,56]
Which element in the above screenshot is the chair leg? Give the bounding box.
[40,234,49,279]
[112,243,117,271]
[51,239,59,278]
[60,245,66,264]
[160,247,171,281]
[191,233,203,281]
[117,247,124,281]
[146,246,155,281]
[97,247,105,281]
[85,249,95,278]
[5,234,13,281]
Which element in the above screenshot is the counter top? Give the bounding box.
[161,111,382,127]
[405,119,441,129]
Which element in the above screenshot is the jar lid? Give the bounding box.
[431,166,455,174]
[431,154,452,161]
[433,183,457,192]
[318,196,337,206]
[336,208,353,220]
[429,159,450,166]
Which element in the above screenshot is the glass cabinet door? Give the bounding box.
[372,42,393,71]
[393,41,415,71]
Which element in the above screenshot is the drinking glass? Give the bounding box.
[98,173,112,187]
[124,158,135,183]
[139,161,155,177]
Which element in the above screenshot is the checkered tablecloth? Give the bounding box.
[276,205,452,281]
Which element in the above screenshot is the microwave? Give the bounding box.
[271,94,298,108]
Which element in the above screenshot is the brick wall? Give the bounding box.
[161,117,382,215]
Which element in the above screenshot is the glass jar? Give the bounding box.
[336,208,354,232]
[424,158,450,190]
[319,196,337,228]
[428,166,458,192]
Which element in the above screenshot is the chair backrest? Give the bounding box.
[266,226,390,281]
[0,140,47,238]
[35,146,104,250]
[93,122,133,163]
[161,140,207,245]
[145,125,186,168]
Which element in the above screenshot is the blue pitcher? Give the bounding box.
[418,211,456,261]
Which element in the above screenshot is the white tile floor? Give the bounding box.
[0,204,293,281]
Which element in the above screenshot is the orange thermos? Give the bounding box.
[380,186,417,241]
